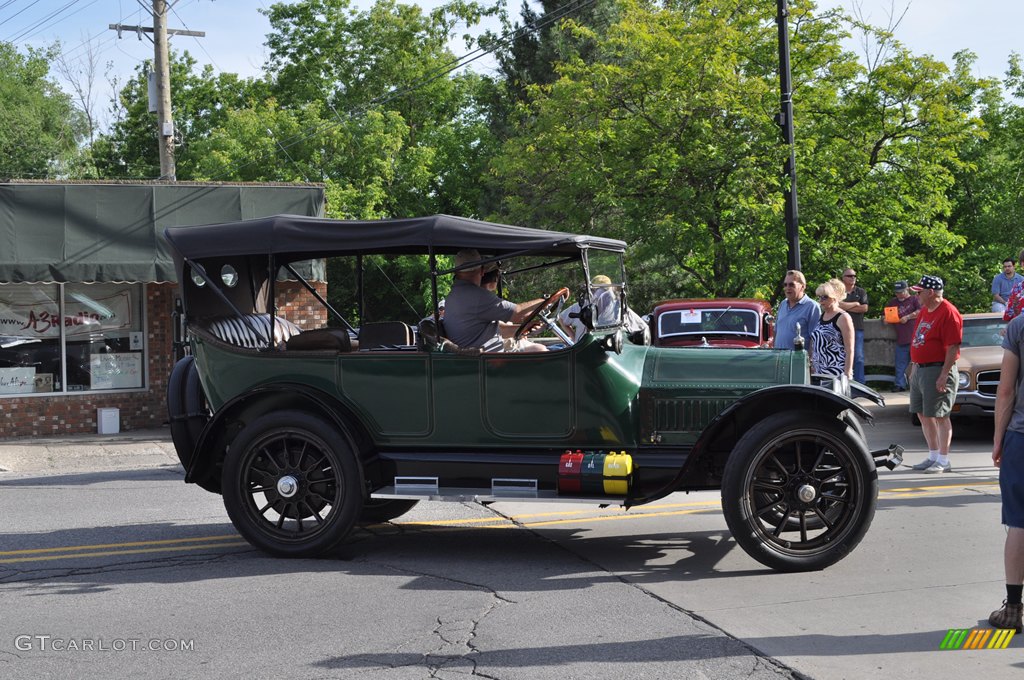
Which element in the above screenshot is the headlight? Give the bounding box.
[958,372,970,389]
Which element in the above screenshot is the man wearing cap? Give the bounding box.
[992,258,1024,313]
[908,275,963,474]
[444,249,551,352]
[885,280,922,391]
[838,268,869,382]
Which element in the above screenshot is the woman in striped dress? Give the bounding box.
[809,278,854,379]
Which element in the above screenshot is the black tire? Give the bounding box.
[722,410,877,572]
[761,410,869,533]
[842,410,867,445]
[359,499,419,524]
[222,411,363,557]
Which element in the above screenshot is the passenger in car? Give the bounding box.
[558,275,647,343]
[444,250,549,352]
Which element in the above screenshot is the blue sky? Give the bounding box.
[3,0,1020,129]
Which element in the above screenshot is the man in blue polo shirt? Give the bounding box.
[773,269,820,350]
[992,258,1024,313]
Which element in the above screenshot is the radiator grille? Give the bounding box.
[976,370,1000,397]
[654,398,730,432]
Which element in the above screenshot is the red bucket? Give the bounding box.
[558,450,584,494]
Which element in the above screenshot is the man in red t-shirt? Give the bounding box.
[907,275,963,473]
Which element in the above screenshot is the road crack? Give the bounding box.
[349,559,512,679]
[481,504,801,680]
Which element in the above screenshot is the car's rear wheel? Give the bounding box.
[722,410,877,572]
[222,411,362,557]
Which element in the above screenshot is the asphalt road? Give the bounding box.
[0,409,1020,679]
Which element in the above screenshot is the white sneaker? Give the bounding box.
[910,458,936,470]
[922,461,951,474]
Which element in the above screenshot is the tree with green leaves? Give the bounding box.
[944,53,1024,312]
[489,0,984,315]
[89,52,267,179]
[0,42,86,179]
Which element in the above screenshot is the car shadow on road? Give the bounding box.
[741,629,1023,656]
[0,465,184,486]
[314,633,785,672]
[0,515,772,593]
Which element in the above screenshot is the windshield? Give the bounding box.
[586,249,627,330]
[961,318,1005,348]
[658,308,761,338]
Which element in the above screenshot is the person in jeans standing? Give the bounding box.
[838,268,868,382]
[885,280,922,391]
[907,275,963,474]
[989,312,1024,633]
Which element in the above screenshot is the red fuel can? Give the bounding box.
[558,450,584,494]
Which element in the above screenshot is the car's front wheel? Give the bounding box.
[222,411,363,557]
[721,410,877,572]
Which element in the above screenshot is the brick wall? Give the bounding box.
[0,281,325,439]
[276,281,328,329]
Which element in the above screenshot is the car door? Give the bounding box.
[427,349,575,446]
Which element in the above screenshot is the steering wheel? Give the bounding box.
[514,287,570,342]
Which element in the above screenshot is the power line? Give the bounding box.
[0,0,44,29]
[169,0,217,71]
[5,0,86,43]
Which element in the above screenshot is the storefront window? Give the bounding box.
[0,284,61,394]
[0,282,145,395]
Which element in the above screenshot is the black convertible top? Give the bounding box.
[164,214,625,263]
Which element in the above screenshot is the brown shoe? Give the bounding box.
[989,601,1023,633]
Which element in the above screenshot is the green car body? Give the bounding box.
[165,214,895,572]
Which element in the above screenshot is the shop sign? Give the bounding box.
[0,367,35,394]
[0,292,133,339]
[90,352,143,390]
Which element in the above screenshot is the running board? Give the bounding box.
[371,477,628,505]
[873,444,904,471]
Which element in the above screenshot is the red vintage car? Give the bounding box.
[649,298,774,349]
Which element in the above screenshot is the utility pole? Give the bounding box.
[109,1,205,181]
[153,0,174,180]
[776,0,801,271]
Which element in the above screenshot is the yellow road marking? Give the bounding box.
[0,534,242,557]
[0,539,248,564]
[883,481,998,494]
[1,481,997,563]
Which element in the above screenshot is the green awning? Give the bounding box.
[0,182,325,283]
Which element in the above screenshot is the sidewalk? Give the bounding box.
[865,389,910,421]
[0,426,180,474]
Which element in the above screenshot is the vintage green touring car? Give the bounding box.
[164,214,900,572]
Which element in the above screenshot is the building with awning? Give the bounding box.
[0,181,325,438]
